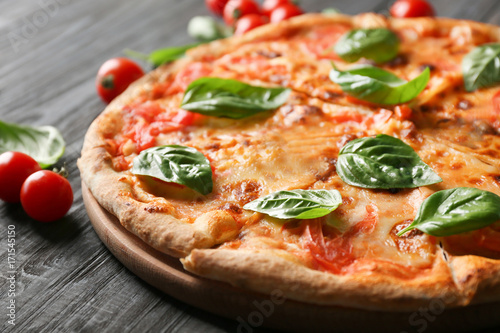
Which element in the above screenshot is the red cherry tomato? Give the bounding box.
[205,0,230,16]
[0,152,41,203]
[269,3,303,23]
[262,0,291,17]
[234,14,268,36]
[96,58,144,104]
[21,170,73,222]
[223,0,260,26]
[389,0,435,18]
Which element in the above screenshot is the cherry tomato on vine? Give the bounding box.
[262,0,293,17]
[0,151,41,203]
[389,0,435,18]
[205,0,230,16]
[21,170,73,222]
[234,14,268,35]
[96,58,144,104]
[269,3,303,23]
[223,0,260,26]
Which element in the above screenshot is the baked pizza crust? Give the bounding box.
[79,13,500,309]
[79,111,241,258]
[182,247,463,311]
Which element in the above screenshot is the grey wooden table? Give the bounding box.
[2,0,500,332]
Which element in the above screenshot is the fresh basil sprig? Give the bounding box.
[243,189,343,219]
[398,188,500,237]
[0,120,65,168]
[180,77,291,119]
[462,43,500,92]
[131,145,213,195]
[124,17,231,68]
[336,134,442,189]
[329,64,430,105]
[322,8,341,15]
[148,44,200,67]
[334,28,400,64]
[187,16,232,42]
[125,43,200,68]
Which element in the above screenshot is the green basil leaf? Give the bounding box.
[124,17,231,68]
[397,188,500,237]
[336,134,442,189]
[334,28,400,63]
[180,77,291,119]
[322,8,341,15]
[149,44,201,67]
[125,43,200,67]
[462,43,500,92]
[131,145,213,195]
[187,16,232,42]
[243,189,343,220]
[329,64,430,105]
[0,120,65,168]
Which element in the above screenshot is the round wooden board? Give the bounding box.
[82,182,500,333]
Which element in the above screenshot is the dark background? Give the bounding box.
[1,0,500,332]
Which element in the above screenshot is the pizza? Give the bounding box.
[78,13,500,312]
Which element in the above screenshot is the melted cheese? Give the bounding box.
[106,17,500,278]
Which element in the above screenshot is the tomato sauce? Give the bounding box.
[328,111,364,124]
[365,109,393,127]
[444,227,500,258]
[106,102,197,171]
[218,54,289,82]
[121,102,183,152]
[284,205,380,274]
[167,62,213,95]
[300,24,351,60]
[300,219,354,274]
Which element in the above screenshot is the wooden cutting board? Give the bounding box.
[82,182,500,333]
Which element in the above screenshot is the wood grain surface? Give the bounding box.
[1,1,500,332]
